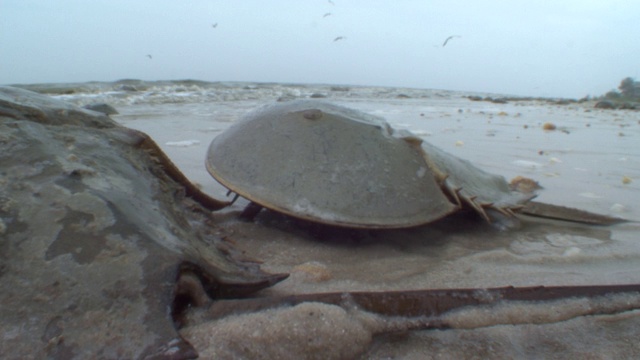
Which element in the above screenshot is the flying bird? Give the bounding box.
[146,54,152,59]
[328,0,335,5]
[212,23,218,28]
[442,35,461,47]
[333,36,346,42]
[323,12,332,18]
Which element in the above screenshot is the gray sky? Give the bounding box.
[2,0,638,98]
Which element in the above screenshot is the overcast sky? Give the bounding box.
[2,0,638,98]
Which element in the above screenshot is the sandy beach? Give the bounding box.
[5,0,640,355]
[76,82,639,358]
[6,81,632,358]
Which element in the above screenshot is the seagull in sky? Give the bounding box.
[333,36,346,42]
[323,12,332,18]
[328,0,335,5]
[146,54,152,59]
[442,35,461,47]
[212,23,218,28]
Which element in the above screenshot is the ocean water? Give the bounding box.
[19,80,640,358]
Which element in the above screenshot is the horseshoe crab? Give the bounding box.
[0,86,286,359]
[205,100,536,229]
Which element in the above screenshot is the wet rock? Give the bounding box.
[117,84,139,92]
[553,99,572,105]
[619,102,638,110]
[595,100,616,109]
[0,86,286,359]
[83,102,119,115]
[509,176,543,194]
[277,94,299,102]
[490,97,508,104]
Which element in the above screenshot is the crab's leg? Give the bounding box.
[461,195,491,222]
[239,201,263,220]
[226,190,240,205]
[504,207,518,217]
[490,205,513,218]
[441,176,463,207]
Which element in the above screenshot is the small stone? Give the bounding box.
[509,176,543,194]
[302,109,323,120]
[292,261,332,282]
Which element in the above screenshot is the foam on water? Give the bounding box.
[165,140,200,147]
[513,159,545,169]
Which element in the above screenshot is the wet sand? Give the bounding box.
[113,95,640,358]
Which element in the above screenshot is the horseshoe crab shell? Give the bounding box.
[0,86,286,359]
[205,100,534,229]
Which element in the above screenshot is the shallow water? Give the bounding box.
[45,80,640,358]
